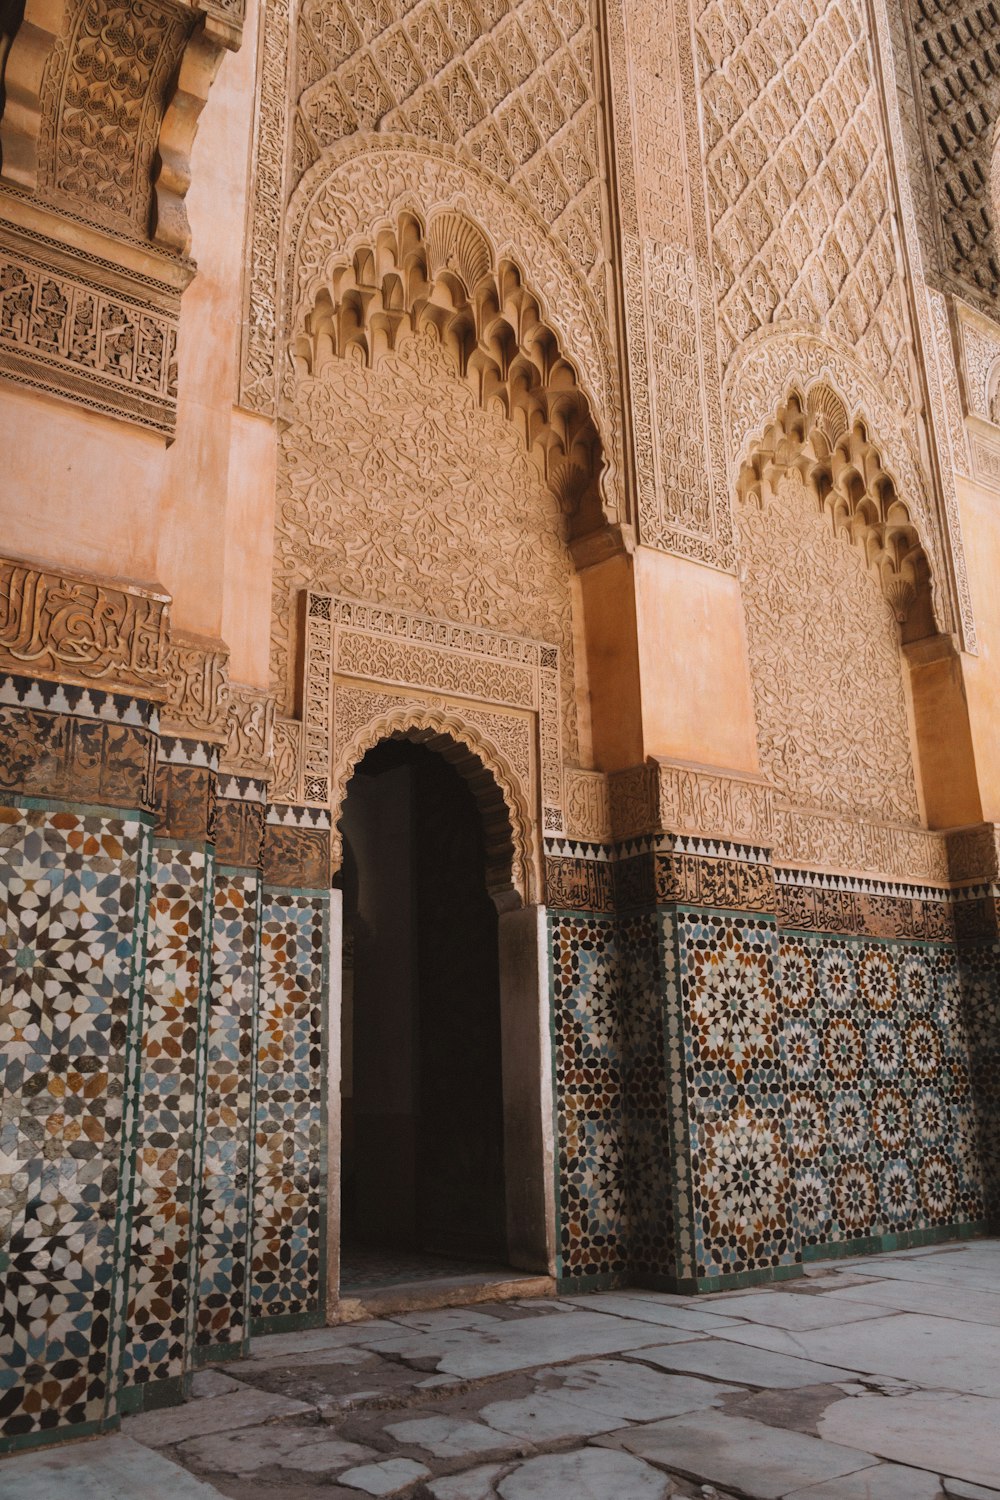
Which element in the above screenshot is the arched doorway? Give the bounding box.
[337,735,542,1296]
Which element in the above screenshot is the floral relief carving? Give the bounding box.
[274,326,581,768]
[737,466,920,840]
[0,553,169,694]
[293,208,604,537]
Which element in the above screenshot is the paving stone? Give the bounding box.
[622,1336,853,1387]
[0,1436,226,1500]
[565,1293,745,1333]
[822,1278,1000,1328]
[479,1390,623,1442]
[783,1463,945,1497]
[431,1310,670,1378]
[190,1369,249,1398]
[427,1466,505,1499]
[691,1291,890,1331]
[176,1426,376,1475]
[615,1409,878,1498]
[533,1359,737,1422]
[819,1390,1000,1491]
[714,1313,1000,1397]
[122,1388,315,1446]
[497,1448,674,1499]
[942,1480,1000,1498]
[385,1414,521,1459]
[339,1457,431,1495]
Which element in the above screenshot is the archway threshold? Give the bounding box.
[337,1253,554,1320]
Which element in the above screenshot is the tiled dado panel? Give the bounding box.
[251,889,329,1329]
[666,907,799,1286]
[958,938,1000,1224]
[549,908,628,1287]
[196,869,261,1357]
[121,844,213,1400]
[779,928,987,1253]
[0,805,152,1449]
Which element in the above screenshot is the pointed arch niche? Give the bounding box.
[736,383,982,852]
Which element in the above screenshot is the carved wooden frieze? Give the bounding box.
[0,553,169,695]
[160,629,230,741]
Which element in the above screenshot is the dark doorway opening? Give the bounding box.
[339,738,508,1290]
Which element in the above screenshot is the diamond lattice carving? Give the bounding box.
[291,0,605,303]
[695,0,912,412]
[910,0,1000,308]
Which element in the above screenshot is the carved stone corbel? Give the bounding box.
[151,14,230,255]
[0,0,64,188]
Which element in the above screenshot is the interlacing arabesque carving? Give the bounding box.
[694,0,913,415]
[293,207,604,535]
[907,0,1000,310]
[0,553,169,694]
[2,0,243,251]
[275,296,583,767]
[332,704,534,904]
[608,760,774,846]
[290,0,606,301]
[736,390,935,872]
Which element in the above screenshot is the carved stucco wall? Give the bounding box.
[694,0,912,413]
[273,327,582,761]
[904,0,1000,312]
[736,472,920,832]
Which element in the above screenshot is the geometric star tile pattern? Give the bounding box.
[196,870,261,1353]
[0,805,151,1447]
[122,845,212,1394]
[779,934,986,1250]
[251,890,328,1327]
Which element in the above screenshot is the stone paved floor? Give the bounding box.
[3,1241,1000,1499]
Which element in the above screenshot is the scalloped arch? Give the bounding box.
[332,707,534,907]
[738,383,939,642]
[723,325,975,646]
[283,134,624,529]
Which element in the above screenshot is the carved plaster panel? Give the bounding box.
[273,326,581,765]
[160,629,229,740]
[737,471,924,874]
[608,759,774,846]
[296,591,563,874]
[239,0,610,420]
[725,330,976,649]
[0,552,169,695]
[899,0,1000,315]
[564,767,610,842]
[0,211,185,432]
[220,683,275,777]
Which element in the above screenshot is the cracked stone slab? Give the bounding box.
[783,1464,946,1498]
[712,1313,1000,1397]
[819,1390,1000,1491]
[564,1293,745,1334]
[614,1409,878,1497]
[427,1466,506,1499]
[689,1291,892,1332]
[175,1426,376,1475]
[190,1369,249,1398]
[622,1336,853,1388]
[497,1448,675,1498]
[384,1414,524,1459]
[822,1278,1000,1329]
[429,1310,672,1378]
[943,1481,1000,1498]
[0,1435,227,1500]
[122,1388,314,1446]
[339,1457,431,1494]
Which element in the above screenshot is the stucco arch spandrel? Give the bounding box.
[332,705,535,907]
[283,134,625,526]
[724,326,961,640]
